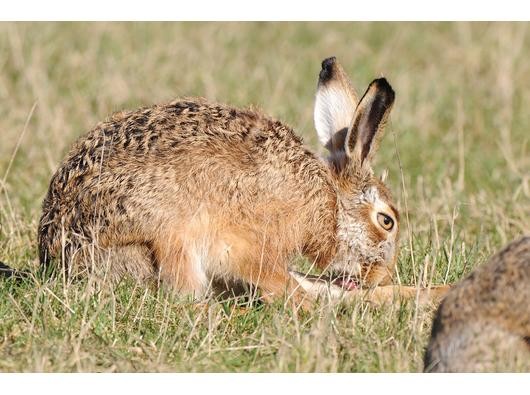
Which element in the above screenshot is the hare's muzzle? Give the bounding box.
[329,274,360,290]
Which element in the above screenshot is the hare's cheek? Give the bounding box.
[380,240,397,267]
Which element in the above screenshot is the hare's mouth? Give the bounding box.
[328,272,360,290]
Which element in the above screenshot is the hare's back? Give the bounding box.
[69,98,312,168]
[44,98,328,228]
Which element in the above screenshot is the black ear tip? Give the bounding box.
[319,56,337,84]
[321,56,337,69]
[373,77,395,101]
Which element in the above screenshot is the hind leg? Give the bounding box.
[72,244,156,284]
[103,245,156,283]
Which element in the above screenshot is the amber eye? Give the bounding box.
[377,212,394,231]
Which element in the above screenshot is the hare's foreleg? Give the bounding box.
[153,236,209,298]
[257,269,313,310]
[290,270,450,306]
[356,285,450,305]
[226,252,312,309]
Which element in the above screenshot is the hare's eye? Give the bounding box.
[377,212,394,231]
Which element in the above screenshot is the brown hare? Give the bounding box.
[4,56,444,308]
[424,236,530,372]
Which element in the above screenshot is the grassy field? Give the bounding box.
[0,22,528,372]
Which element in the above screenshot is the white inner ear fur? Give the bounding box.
[314,85,356,148]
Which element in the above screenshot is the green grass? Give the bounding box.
[0,22,528,372]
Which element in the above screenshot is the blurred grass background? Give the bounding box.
[0,22,528,372]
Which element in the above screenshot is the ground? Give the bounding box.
[0,22,528,372]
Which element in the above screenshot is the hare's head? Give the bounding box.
[314,57,399,288]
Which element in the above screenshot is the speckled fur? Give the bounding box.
[424,236,530,372]
[37,57,399,306]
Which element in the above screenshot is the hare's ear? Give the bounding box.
[314,57,358,153]
[345,78,395,165]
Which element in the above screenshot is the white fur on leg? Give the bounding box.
[289,270,346,300]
